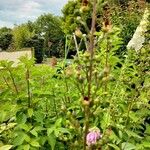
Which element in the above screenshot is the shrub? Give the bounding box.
[25,35,44,63]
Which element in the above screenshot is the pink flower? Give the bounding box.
[86,127,102,146]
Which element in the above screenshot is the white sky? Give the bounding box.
[0,0,68,28]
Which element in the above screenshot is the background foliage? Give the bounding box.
[0,0,150,149]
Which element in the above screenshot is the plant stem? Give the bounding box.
[73,33,79,57]
[104,36,109,92]
[83,0,97,149]
[3,76,11,90]
[8,68,19,95]
[26,69,31,107]
[52,88,58,118]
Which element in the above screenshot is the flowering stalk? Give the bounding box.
[83,0,97,149]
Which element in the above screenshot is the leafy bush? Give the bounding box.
[12,24,35,50]
[0,25,149,150]
[34,13,65,58]
[0,1,149,150]
[0,27,12,50]
[25,36,44,63]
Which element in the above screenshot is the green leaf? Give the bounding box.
[34,111,44,123]
[7,123,17,129]
[100,112,111,130]
[122,142,136,150]
[0,111,6,123]
[34,126,43,131]
[30,129,38,137]
[30,140,40,147]
[142,142,150,148]
[125,129,142,139]
[55,118,62,127]
[27,108,33,118]
[0,145,13,150]
[108,144,120,150]
[16,112,27,124]
[129,112,139,122]
[145,124,150,135]
[47,134,56,150]
[39,136,47,146]
[19,124,31,132]
[24,134,31,143]
[109,131,120,143]
[57,128,70,134]
[23,144,30,150]
[54,127,70,137]
[13,132,26,146]
[47,127,54,136]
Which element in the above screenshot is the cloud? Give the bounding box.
[0,0,68,28]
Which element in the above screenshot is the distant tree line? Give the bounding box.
[0,14,65,63]
[0,0,149,63]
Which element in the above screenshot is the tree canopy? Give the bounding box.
[34,13,65,57]
[12,24,35,50]
[0,27,12,50]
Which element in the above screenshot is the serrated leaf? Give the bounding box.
[57,128,70,134]
[129,112,139,122]
[16,112,27,124]
[34,126,43,131]
[27,108,33,118]
[142,142,150,148]
[47,134,56,150]
[13,133,26,146]
[23,144,30,150]
[19,124,30,132]
[0,111,6,123]
[47,127,54,136]
[109,131,121,144]
[30,140,40,147]
[145,124,150,135]
[7,123,17,129]
[122,142,136,150]
[24,134,30,143]
[55,118,62,127]
[100,112,111,130]
[108,144,120,150]
[34,112,44,123]
[30,129,38,137]
[0,145,13,150]
[54,127,70,137]
[39,136,47,145]
[125,129,142,139]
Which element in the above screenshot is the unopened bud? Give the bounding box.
[75,28,82,38]
[80,6,89,13]
[104,66,110,74]
[77,16,81,21]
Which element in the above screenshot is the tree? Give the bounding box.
[61,0,96,35]
[12,24,35,50]
[34,13,65,57]
[61,0,148,56]
[25,35,44,63]
[0,27,12,50]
